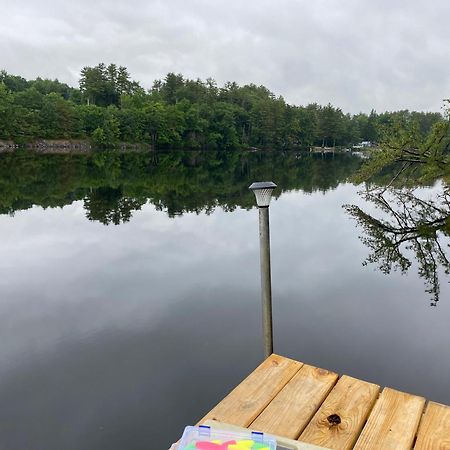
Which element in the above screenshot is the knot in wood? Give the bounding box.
[327,414,341,426]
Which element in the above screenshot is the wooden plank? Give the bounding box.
[250,364,338,439]
[299,374,379,450]
[198,354,302,427]
[414,401,450,449]
[353,387,425,450]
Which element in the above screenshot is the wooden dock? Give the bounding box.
[198,354,450,449]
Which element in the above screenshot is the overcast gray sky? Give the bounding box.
[1,0,449,113]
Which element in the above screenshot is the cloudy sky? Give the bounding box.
[1,0,449,113]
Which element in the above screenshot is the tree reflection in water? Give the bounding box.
[0,150,362,221]
[345,186,450,305]
[84,186,146,225]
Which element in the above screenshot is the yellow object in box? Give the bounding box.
[177,425,276,450]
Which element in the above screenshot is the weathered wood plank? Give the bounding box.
[299,375,379,450]
[353,387,425,450]
[414,401,450,449]
[198,354,302,427]
[250,364,338,439]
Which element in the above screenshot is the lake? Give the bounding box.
[0,150,449,450]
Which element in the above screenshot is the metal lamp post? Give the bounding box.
[249,181,277,359]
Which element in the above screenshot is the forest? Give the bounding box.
[0,63,443,150]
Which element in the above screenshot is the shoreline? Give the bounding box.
[0,139,152,154]
[0,140,363,155]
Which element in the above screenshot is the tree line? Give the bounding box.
[0,64,444,150]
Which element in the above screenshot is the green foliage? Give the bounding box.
[0,83,14,139]
[0,70,29,92]
[40,93,75,138]
[91,127,107,148]
[75,104,105,135]
[79,63,142,107]
[0,65,444,150]
[354,102,450,185]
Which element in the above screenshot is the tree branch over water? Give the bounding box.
[346,101,450,305]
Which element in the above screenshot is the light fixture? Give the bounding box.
[249,181,277,207]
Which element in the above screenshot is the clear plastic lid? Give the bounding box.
[178,425,277,450]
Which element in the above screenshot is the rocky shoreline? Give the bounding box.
[0,139,152,154]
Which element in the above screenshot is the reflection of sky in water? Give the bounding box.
[0,184,449,449]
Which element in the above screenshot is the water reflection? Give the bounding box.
[345,186,450,305]
[0,150,361,222]
[1,149,448,304]
[84,187,146,225]
[1,150,450,449]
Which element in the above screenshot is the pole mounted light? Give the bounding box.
[249,181,277,358]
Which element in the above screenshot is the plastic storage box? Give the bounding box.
[178,425,277,449]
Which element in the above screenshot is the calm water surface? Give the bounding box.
[0,151,449,449]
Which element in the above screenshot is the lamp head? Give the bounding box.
[249,181,277,207]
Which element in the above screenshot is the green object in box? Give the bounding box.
[201,420,329,450]
[178,425,277,450]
